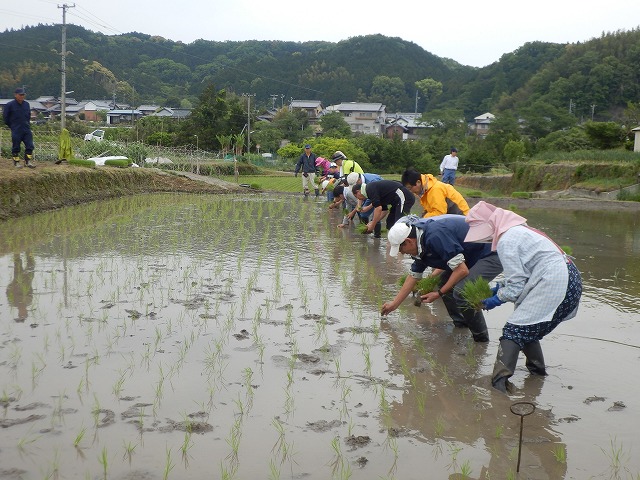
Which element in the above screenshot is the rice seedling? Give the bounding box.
[599,436,629,477]
[459,459,472,478]
[552,444,566,463]
[268,459,281,480]
[460,277,493,311]
[163,446,175,480]
[98,446,109,478]
[413,276,441,306]
[561,245,573,256]
[494,424,503,439]
[73,425,86,447]
[122,440,137,461]
[434,415,445,437]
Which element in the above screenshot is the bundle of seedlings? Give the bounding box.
[460,277,494,311]
[413,275,441,306]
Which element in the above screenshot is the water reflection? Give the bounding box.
[6,251,35,321]
[0,194,638,479]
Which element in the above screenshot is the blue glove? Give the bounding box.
[482,294,504,311]
[490,284,500,295]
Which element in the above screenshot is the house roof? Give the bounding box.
[474,112,495,121]
[327,102,385,112]
[290,100,322,109]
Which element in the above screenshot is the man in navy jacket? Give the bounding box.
[3,88,35,168]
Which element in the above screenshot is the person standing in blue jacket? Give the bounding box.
[3,88,35,168]
[294,144,318,197]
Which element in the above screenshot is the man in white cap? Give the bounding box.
[381,214,502,343]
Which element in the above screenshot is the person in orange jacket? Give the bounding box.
[401,168,469,218]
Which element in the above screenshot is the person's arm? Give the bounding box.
[439,156,446,173]
[366,206,384,233]
[381,275,418,315]
[3,103,12,127]
[420,262,470,304]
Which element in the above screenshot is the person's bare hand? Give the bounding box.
[381,301,397,316]
[421,291,440,304]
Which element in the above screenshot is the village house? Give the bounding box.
[385,113,431,140]
[325,102,387,136]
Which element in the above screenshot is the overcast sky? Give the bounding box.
[2,0,639,68]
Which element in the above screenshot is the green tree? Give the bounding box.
[178,85,244,150]
[583,121,625,149]
[369,76,407,112]
[503,140,526,161]
[319,111,352,138]
[415,78,443,109]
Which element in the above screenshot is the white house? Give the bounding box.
[325,102,386,136]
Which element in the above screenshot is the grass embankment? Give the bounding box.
[0,163,242,221]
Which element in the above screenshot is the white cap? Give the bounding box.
[346,172,360,186]
[387,222,412,257]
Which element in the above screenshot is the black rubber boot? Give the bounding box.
[373,221,382,238]
[314,188,319,197]
[492,339,520,393]
[462,308,489,342]
[522,341,547,376]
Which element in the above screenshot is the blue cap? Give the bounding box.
[15,88,26,94]
[304,144,311,149]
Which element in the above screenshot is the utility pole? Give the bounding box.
[414,90,420,115]
[242,93,255,154]
[591,104,596,121]
[270,94,279,110]
[58,3,75,130]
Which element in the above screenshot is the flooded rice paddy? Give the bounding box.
[0,193,639,480]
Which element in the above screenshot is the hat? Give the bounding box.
[304,144,311,149]
[450,147,457,152]
[331,151,346,161]
[346,172,360,186]
[464,201,496,243]
[465,201,527,250]
[329,162,337,168]
[387,222,412,257]
[15,88,26,94]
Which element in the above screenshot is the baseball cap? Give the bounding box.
[387,222,412,257]
[329,162,337,168]
[346,172,360,186]
[15,88,26,94]
[304,144,311,149]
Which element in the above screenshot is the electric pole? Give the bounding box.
[58,3,75,130]
[242,93,255,154]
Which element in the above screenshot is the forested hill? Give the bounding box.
[1,24,639,122]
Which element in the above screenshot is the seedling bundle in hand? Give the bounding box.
[413,275,441,306]
[460,277,493,311]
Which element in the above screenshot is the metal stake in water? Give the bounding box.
[510,401,536,473]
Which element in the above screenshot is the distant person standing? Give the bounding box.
[439,147,459,185]
[294,144,318,197]
[3,87,35,168]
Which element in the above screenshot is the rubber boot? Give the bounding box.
[314,188,319,198]
[25,154,35,169]
[13,156,22,168]
[440,293,467,328]
[522,341,547,376]
[373,221,382,238]
[462,308,489,342]
[492,339,520,393]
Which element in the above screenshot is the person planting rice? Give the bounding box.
[382,214,503,342]
[464,201,582,393]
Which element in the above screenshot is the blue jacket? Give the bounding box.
[295,152,317,174]
[401,215,494,273]
[3,99,32,132]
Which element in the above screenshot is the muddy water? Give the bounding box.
[0,194,638,480]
